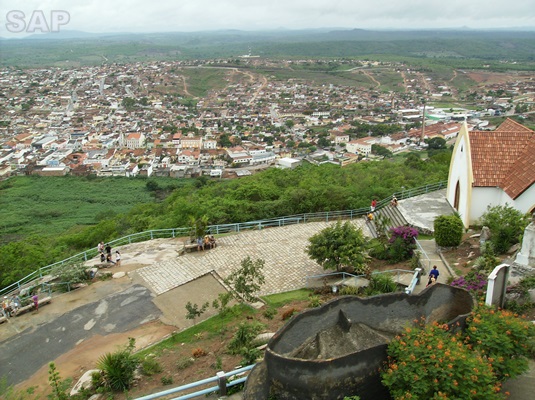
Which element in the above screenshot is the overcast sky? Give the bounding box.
[1,0,534,37]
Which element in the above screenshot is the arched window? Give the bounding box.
[454,181,461,210]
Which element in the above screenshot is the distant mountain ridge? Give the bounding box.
[1,28,534,67]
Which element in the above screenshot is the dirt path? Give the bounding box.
[361,70,380,88]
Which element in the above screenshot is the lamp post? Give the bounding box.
[401,186,405,200]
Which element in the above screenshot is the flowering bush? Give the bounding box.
[382,322,503,400]
[382,305,535,399]
[450,271,487,294]
[464,306,535,381]
[387,226,419,263]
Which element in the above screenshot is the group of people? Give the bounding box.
[366,195,398,221]
[196,235,217,251]
[97,241,121,266]
[1,293,39,318]
[2,294,21,318]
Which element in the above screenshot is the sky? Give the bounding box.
[1,0,534,37]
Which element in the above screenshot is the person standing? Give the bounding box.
[371,199,377,212]
[115,250,121,267]
[105,243,112,257]
[32,294,39,312]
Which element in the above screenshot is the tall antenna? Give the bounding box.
[420,101,426,142]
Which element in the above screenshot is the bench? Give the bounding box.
[13,296,52,317]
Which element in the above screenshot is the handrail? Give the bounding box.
[0,180,446,296]
[305,269,417,290]
[133,364,255,400]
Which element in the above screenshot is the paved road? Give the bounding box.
[0,285,160,386]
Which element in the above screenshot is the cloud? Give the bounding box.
[1,0,533,36]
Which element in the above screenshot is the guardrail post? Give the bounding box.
[150,231,154,240]
[217,371,227,397]
[84,252,88,261]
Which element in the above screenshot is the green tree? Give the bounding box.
[434,214,464,247]
[306,221,369,274]
[185,301,209,325]
[121,97,136,110]
[479,204,530,254]
[224,257,266,302]
[188,215,209,241]
[371,144,393,158]
[426,137,446,150]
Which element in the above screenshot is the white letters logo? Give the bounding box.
[6,10,70,33]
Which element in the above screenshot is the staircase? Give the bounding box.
[368,205,408,238]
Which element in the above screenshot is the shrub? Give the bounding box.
[97,338,139,392]
[140,357,163,376]
[339,285,359,295]
[308,295,322,308]
[281,307,298,321]
[47,362,69,400]
[192,348,207,358]
[240,347,262,365]
[176,357,194,370]
[472,250,500,273]
[382,322,503,399]
[382,305,535,399]
[262,307,277,320]
[434,214,463,247]
[450,271,487,294]
[464,306,535,381]
[161,376,173,385]
[227,321,265,355]
[387,226,418,263]
[479,204,530,254]
[364,273,398,296]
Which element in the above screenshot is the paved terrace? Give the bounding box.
[89,219,374,297]
[83,190,455,299]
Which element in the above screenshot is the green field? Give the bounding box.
[0,176,185,241]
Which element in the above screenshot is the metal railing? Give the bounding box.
[134,364,254,400]
[415,239,432,272]
[305,269,417,290]
[0,180,446,297]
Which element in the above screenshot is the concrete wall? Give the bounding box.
[244,284,473,400]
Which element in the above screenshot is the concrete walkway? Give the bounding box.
[103,218,372,298]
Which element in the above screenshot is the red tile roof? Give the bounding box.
[469,118,534,199]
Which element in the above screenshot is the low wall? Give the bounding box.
[244,284,474,400]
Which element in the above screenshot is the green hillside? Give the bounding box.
[0,155,450,288]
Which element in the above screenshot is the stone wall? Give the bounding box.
[244,284,474,400]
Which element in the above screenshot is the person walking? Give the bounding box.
[427,266,439,286]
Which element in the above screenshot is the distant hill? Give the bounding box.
[1,28,535,67]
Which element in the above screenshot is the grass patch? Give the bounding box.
[0,175,186,239]
[262,289,312,308]
[136,304,254,357]
[417,233,434,240]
